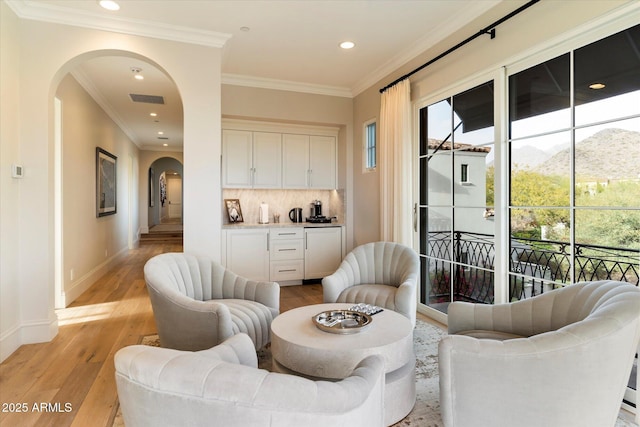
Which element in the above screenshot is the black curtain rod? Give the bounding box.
[379,0,541,94]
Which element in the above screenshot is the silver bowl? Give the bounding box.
[312,310,372,334]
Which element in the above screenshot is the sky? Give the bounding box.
[426,90,640,165]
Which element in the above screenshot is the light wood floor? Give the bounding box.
[0,242,329,427]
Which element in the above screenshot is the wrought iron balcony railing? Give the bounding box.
[421,231,639,305]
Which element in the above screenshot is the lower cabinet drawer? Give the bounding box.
[270,239,304,260]
[270,260,304,281]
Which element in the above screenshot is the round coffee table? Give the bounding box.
[270,303,415,425]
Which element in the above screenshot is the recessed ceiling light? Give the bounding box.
[157,131,164,135]
[98,1,120,11]
[150,113,157,117]
[240,26,250,32]
[589,83,606,90]
[340,41,355,49]
[163,143,169,147]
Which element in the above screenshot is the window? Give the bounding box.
[364,120,377,171]
[460,164,469,184]
[507,24,639,302]
[416,22,640,321]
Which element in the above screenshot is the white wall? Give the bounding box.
[352,88,382,246]
[0,6,222,362]
[0,1,23,362]
[55,74,140,305]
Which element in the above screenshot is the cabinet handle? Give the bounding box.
[278,248,296,252]
[305,231,308,250]
[278,269,297,273]
[267,233,270,251]
[278,232,296,236]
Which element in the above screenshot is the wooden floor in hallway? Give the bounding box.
[0,242,324,427]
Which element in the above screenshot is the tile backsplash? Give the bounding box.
[222,189,344,225]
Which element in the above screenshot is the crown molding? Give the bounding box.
[222,74,354,99]
[222,118,340,136]
[5,0,231,48]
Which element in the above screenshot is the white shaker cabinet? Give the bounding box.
[304,227,343,280]
[222,130,253,188]
[282,134,310,188]
[223,226,344,284]
[252,132,282,188]
[309,135,336,189]
[225,229,270,281]
[282,134,336,189]
[222,130,281,188]
[269,228,305,282]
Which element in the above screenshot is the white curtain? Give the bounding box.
[379,79,412,245]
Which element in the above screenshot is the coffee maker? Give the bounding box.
[307,200,332,223]
[311,200,322,218]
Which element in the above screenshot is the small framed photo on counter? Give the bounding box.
[224,199,243,223]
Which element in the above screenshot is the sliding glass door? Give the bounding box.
[418,81,496,313]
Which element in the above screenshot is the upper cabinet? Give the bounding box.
[222,130,253,188]
[222,130,282,188]
[222,120,338,190]
[308,135,336,189]
[282,134,336,189]
[282,134,309,188]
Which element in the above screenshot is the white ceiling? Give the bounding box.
[9,0,503,149]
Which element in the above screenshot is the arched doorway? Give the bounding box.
[53,50,183,308]
[148,157,184,228]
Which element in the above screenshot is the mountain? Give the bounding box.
[533,128,640,180]
[494,142,567,169]
[511,145,557,170]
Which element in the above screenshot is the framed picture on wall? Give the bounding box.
[224,199,243,223]
[96,147,117,217]
[149,167,155,207]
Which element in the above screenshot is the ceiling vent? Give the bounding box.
[129,93,165,104]
[157,137,169,140]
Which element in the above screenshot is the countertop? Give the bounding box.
[222,221,344,229]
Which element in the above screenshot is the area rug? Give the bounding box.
[112,321,638,426]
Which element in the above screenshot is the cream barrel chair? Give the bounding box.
[115,333,386,427]
[439,280,640,427]
[144,252,279,351]
[322,241,419,326]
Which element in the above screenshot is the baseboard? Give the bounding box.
[62,247,130,306]
[0,317,58,363]
[0,324,21,363]
[417,304,448,326]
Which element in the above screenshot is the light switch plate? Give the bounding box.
[12,164,24,178]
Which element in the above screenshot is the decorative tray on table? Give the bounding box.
[312,310,372,334]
